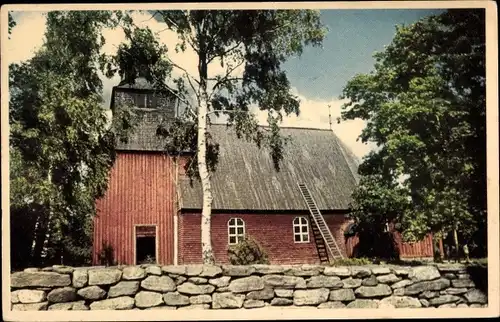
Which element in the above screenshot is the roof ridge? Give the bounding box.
[209,123,335,132]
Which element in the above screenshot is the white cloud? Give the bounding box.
[7,11,376,160]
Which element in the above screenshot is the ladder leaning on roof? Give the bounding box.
[298,183,344,262]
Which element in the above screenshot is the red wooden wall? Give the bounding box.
[93,152,176,265]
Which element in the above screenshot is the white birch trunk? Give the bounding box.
[197,92,215,264]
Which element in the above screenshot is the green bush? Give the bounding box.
[228,236,269,265]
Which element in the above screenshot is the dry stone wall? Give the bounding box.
[10,264,487,311]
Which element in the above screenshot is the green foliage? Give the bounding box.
[113,10,326,174]
[330,257,372,266]
[340,9,486,255]
[8,12,16,37]
[228,236,270,265]
[9,11,132,269]
[103,25,172,86]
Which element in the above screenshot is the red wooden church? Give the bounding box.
[92,78,435,266]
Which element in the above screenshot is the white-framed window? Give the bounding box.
[228,218,245,245]
[293,217,310,243]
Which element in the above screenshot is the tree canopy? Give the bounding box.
[9,11,133,268]
[340,9,486,258]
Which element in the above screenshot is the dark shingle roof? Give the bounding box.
[116,77,155,90]
[114,112,360,211]
[178,125,360,211]
[115,109,170,151]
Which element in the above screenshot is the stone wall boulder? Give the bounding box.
[17,290,46,303]
[355,284,392,298]
[89,296,135,310]
[88,269,122,286]
[323,267,350,277]
[464,289,487,304]
[409,266,440,282]
[347,299,379,308]
[404,278,450,295]
[141,276,176,292]
[293,288,329,306]
[177,282,215,295]
[135,291,163,308]
[306,275,343,288]
[47,287,77,303]
[329,289,355,302]
[379,296,422,308]
[12,302,49,311]
[48,300,88,311]
[228,276,264,293]
[342,278,362,289]
[212,292,244,309]
[246,287,275,300]
[72,269,88,288]
[9,263,487,311]
[122,267,146,280]
[209,276,231,288]
[12,272,71,288]
[108,281,140,298]
[262,275,306,289]
[163,292,190,306]
[190,295,212,304]
[244,299,265,308]
[77,286,106,300]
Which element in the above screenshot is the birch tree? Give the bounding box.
[108,10,326,263]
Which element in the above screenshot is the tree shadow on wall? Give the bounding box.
[347,229,401,261]
[466,264,488,293]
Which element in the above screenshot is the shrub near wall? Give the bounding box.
[10,264,487,310]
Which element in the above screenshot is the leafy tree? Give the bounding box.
[9,11,133,268]
[339,9,486,258]
[106,10,326,263]
[8,12,16,37]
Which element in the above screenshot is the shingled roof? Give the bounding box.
[115,77,155,90]
[115,109,171,151]
[179,124,360,211]
[115,111,360,211]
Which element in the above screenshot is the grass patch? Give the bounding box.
[330,257,373,266]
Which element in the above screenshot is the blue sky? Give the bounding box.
[6,9,443,159]
[283,9,444,101]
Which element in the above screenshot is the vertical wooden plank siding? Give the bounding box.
[93,152,176,265]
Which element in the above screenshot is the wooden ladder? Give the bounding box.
[298,183,344,262]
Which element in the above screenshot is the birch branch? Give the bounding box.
[207,41,243,65]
